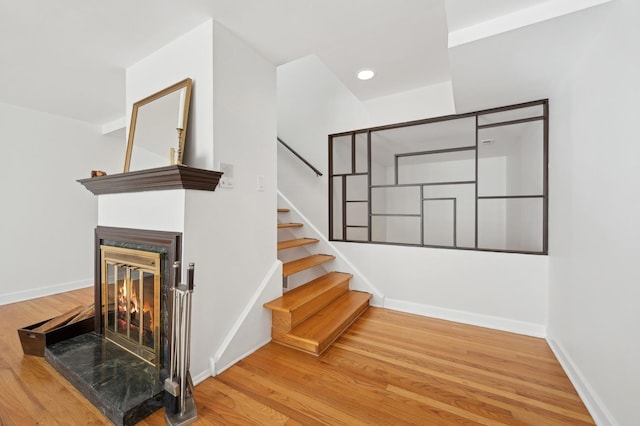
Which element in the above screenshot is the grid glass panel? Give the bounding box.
[331,176,343,240]
[346,227,368,241]
[346,202,368,227]
[329,100,548,254]
[371,186,420,215]
[423,199,455,247]
[397,150,475,185]
[478,120,544,197]
[372,216,421,245]
[423,184,475,248]
[370,117,475,186]
[478,198,543,252]
[355,132,368,174]
[332,135,352,175]
[478,104,544,126]
[346,175,368,201]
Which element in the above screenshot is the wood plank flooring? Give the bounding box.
[0,288,593,425]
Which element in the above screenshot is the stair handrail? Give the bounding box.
[277,137,323,177]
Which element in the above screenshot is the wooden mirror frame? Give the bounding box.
[124,78,193,172]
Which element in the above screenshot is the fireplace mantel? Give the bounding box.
[78,165,223,195]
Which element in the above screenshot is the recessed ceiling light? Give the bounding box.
[357,69,375,80]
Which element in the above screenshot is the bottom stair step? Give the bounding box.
[272,291,371,356]
[264,272,352,332]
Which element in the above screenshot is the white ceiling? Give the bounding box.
[0,0,611,126]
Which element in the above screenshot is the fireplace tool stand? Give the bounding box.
[164,261,197,425]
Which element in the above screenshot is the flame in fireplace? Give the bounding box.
[102,245,161,366]
[114,276,155,351]
[117,280,141,328]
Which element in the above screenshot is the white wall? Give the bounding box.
[337,242,547,332]
[127,21,214,170]
[505,122,544,251]
[197,21,279,374]
[98,191,185,232]
[0,103,122,305]
[547,1,640,424]
[363,81,456,126]
[277,55,548,336]
[277,55,372,235]
[112,20,278,380]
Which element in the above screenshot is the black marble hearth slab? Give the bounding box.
[45,332,163,426]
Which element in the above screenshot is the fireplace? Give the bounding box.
[55,167,220,425]
[101,245,161,366]
[44,226,183,425]
[94,226,182,371]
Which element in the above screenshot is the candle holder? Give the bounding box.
[176,128,183,165]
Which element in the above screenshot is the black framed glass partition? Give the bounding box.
[328,99,548,254]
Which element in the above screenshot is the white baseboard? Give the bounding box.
[192,368,213,386]
[0,279,93,306]
[384,298,547,338]
[211,338,271,376]
[546,336,618,426]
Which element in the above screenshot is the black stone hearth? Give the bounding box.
[45,332,163,425]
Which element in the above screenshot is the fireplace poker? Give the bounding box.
[164,261,197,425]
[182,263,195,413]
[163,262,180,414]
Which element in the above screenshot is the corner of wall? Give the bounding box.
[210,259,282,376]
[546,334,619,426]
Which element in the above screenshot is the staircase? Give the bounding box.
[264,208,371,355]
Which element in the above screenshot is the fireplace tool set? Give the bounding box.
[164,261,197,425]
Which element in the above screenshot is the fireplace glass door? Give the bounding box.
[101,245,161,366]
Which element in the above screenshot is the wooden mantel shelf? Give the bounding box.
[78,165,223,195]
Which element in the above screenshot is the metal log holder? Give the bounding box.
[164,261,197,425]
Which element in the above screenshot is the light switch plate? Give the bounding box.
[219,162,234,189]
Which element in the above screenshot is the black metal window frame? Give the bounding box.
[328,99,549,255]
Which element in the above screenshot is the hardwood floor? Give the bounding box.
[0,287,107,425]
[0,288,593,425]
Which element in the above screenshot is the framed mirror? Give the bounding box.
[124,78,193,172]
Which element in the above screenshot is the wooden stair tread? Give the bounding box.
[264,272,352,312]
[278,222,303,229]
[282,254,335,277]
[273,291,371,355]
[277,238,319,251]
[277,208,290,213]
